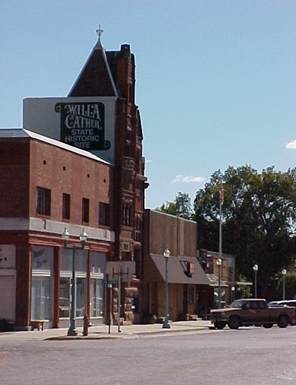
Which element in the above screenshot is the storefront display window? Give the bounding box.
[31,247,53,321]
[31,277,51,320]
[60,248,87,318]
[90,252,105,317]
[90,279,103,317]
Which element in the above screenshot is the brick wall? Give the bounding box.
[29,139,113,227]
[0,139,30,217]
[0,136,113,228]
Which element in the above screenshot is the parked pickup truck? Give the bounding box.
[210,298,296,330]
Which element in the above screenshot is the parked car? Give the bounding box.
[268,301,282,307]
[210,298,296,329]
[268,300,296,308]
[286,300,296,308]
[268,300,296,324]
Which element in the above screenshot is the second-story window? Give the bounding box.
[122,204,132,226]
[62,193,70,220]
[99,202,110,226]
[82,198,89,223]
[36,187,51,216]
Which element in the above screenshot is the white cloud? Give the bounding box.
[286,140,296,149]
[171,174,206,183]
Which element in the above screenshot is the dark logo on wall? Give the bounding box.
[55,102,110,151]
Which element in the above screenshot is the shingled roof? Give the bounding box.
[69,35,119,97]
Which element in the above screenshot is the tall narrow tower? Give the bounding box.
[69,31,148,322]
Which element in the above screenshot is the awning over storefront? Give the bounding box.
[150,254,211,285]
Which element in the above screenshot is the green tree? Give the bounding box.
[194,165,296,298]
[235,274,251,299]
[156,192,194,219]
[276,272,296,300]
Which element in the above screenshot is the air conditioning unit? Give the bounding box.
[121,242,130,252]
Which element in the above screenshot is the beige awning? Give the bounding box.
[150,254,211,285]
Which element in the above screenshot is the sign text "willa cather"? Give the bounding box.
[56,102,110,151]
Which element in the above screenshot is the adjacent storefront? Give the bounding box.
[30,247,107,327]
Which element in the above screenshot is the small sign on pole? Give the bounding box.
[106,261,136,332]
[106,261,135,281]
[102,279,117,285]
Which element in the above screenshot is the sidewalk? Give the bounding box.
[0,320,213,341]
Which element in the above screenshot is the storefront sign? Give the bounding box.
[55,102,110,151]
[32,247,53,270]
[0,245,15,268]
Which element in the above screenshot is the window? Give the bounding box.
[122,204,132,226]
[82,198,89,223]
[60,248,87,318]
[31,277,51,320]
[59,278,86,318]
[62,193,70,220]
[31,246,54,321]
[90,279,103,317]
[36,187,51,216]
[99,202,110,226]
[90,252,105,317]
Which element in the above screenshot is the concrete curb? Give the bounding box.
[0,320,213,341]
[45,325,211,341]
[46,334,121,341]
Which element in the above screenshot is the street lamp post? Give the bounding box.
[62,228,87,336]
[163,248,171,329]
[282,269,287,300]
[253,264,258,298]
[231,286,235,303]
[217,258,222,308]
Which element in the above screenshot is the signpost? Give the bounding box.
[106,261,135,332]
[102,278,117,334]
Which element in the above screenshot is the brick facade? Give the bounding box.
[0,131,115,329]
[0,37,147,330]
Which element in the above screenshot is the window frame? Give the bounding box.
[36,187,51,216]
[82,198,90,223]
[62,193,71,220]
[98,202,110,227]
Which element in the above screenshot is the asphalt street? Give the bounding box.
[0,322,295,385]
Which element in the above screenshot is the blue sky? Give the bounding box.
[1,0,296,209]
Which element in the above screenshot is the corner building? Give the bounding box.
[0,35,147,329]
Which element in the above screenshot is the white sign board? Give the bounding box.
[23,96,116,163]
[106,261,135,282]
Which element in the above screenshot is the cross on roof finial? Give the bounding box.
[96,25,103,40]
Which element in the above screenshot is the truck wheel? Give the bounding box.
[214,322,225,330]
[228,316,240,329]
[263,324,273,328]
[278,315,288,328]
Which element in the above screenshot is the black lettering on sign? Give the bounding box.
[55,102,111,151]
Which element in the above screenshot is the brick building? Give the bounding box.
[0,33,147,330]
[0,129,114,329]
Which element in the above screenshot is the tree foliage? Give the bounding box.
[194,165,296,297]
[276,272,296,300]
[156,192,194,220]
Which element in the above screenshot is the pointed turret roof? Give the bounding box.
[69,27,119,97]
